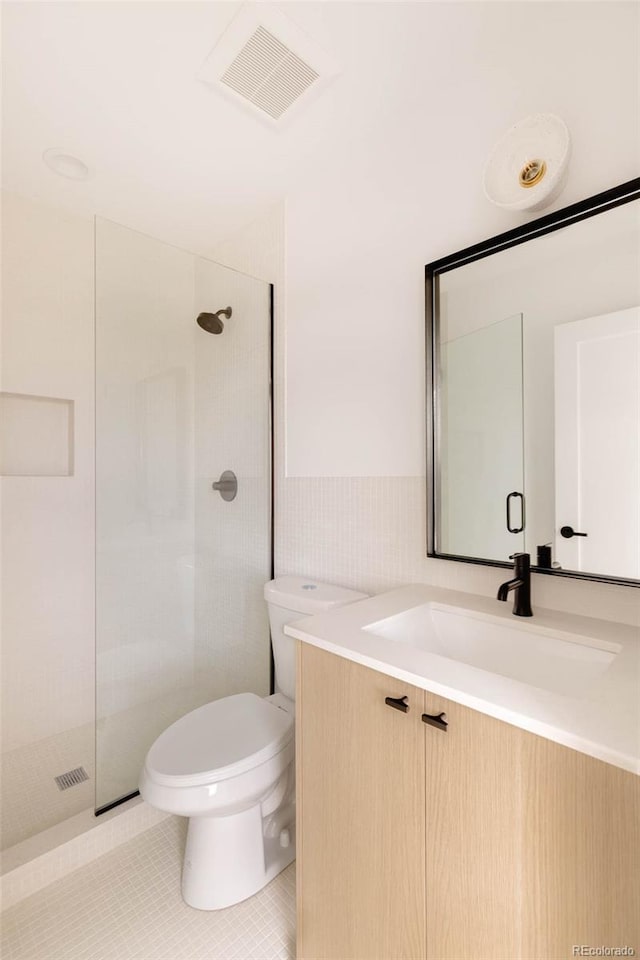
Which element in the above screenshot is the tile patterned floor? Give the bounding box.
[0,817,295,960]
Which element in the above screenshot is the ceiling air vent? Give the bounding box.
[198,4,340,124]
[220,26,319,121]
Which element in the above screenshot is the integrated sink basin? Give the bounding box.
[364,602,622,698]
[285,583,639,771]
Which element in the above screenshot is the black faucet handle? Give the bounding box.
[499,554,533,617]
[510,553,531,582]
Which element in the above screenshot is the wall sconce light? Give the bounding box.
[483,114,571,212]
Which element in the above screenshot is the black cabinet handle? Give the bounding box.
[560,525,588,539]
[506,492,525,534]
[385,695,409,713]
[422,711,448,731]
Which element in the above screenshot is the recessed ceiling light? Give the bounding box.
[43,148,91,181]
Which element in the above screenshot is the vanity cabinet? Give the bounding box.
[295,641,427,959]
[296,642,640,960]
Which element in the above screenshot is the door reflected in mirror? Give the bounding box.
[427,180,640,586]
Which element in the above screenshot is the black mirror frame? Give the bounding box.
[425,177,640,588]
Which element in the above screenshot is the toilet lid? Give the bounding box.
[144,693,294,787]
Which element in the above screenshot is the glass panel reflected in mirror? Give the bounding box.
[440,313,524,561]
[427,180,640,585]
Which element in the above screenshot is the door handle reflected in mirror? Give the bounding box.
[506,492,525,534]
[560,525,588,538]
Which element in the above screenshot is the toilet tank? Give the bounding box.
[263,577,368,700]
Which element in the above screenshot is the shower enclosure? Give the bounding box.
[95,219,273,811]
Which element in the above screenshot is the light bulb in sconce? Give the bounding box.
[483,114,571,212]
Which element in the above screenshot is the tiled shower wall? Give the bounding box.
[0,192,95,847]
[1,194,275,848]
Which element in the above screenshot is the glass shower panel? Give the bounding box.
[193,259,272,705]
[439,314,524,562]
[95,219,272,811]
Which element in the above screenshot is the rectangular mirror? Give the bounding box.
[426,179,640,586]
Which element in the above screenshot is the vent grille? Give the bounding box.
[219,26,319,120]
[55,767,89,791]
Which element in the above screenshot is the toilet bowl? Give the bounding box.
[141,692,295,910]
[140,576,367,911]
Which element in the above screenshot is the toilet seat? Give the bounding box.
[144,693,293,789]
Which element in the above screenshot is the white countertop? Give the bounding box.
[285,584,640,775]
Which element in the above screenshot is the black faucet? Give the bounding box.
[497,553,533,617]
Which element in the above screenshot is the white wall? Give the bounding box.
[286,4,640,479]
[1,191,95,845]
[1,192,95,751]
[210,205,639,634]
[279,2,640,625]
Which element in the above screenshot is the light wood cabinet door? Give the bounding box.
[423,693,523,960]
[297,645,640,960]
[520,733,640,959]
[424,695,640,960]
[296,642,427,960]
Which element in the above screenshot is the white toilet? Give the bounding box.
[139,576,367,911]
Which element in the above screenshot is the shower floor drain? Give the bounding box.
[54,766,89,791]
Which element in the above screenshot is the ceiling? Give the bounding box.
[2,2,638,258]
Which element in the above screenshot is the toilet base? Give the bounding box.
[181,804,296,910]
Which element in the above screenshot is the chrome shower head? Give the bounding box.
[196,307,232,334]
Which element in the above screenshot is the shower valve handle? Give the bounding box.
[212,470,238,502]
